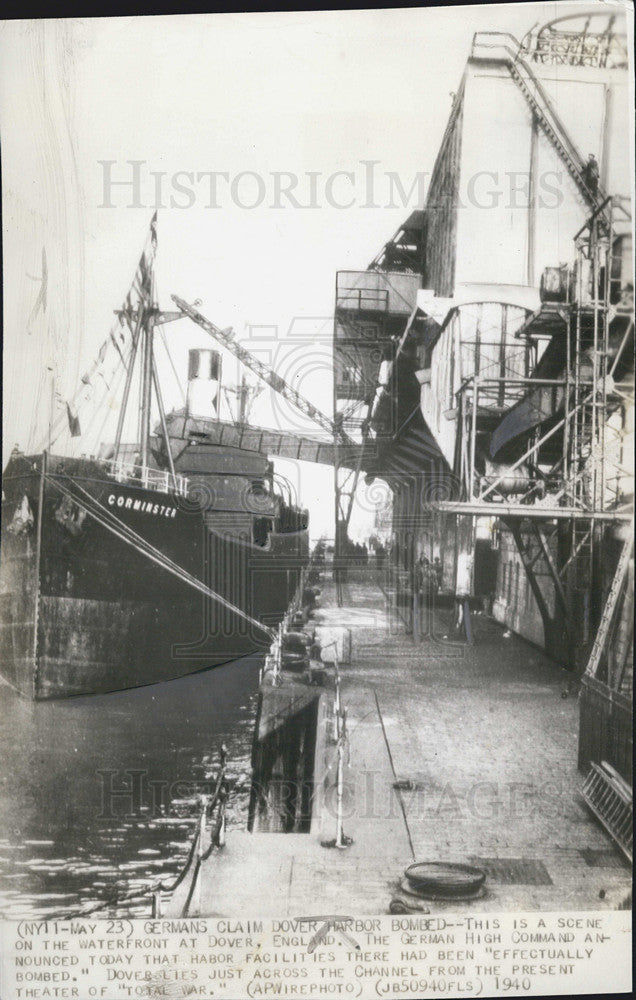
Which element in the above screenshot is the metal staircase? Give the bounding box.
[471,32,602,205]
[507,56,602,205]
[582,760,632,862]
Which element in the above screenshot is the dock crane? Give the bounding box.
[172,295,355,448]
[173,294,374,605]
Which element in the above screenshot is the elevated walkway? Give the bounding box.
[164,411,349,466]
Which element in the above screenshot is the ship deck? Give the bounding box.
[166,568,631,917]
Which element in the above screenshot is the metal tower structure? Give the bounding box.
[435,195,633,674]
[332,261,423,603]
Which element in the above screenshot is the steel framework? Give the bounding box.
[435,197,633,670]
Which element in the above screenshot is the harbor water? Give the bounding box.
[0,656,261,920]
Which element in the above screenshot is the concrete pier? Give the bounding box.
[166,569,631,917]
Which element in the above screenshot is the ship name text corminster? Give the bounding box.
[107,494,178,518]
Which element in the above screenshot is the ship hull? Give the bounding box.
[0,454,307,699]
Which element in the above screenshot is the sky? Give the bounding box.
[1,3,630,540]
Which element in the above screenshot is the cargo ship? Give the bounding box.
[0,217,309,699]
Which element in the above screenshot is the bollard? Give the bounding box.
[216,750,227,848]
[321,705,353,850]
[152,890,162,918]
[463,598,473,644]
[320,640,341,742]
[335,709,353,849]
[274,624,283,680]
[335,734,345,848]
[217,796,227,848]
[334,655,341,740]
[198,800,207,856]
[193,800,207,915]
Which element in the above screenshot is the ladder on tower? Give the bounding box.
[506,55,603,206]
[566,197,630,513]
[584,527,634,681]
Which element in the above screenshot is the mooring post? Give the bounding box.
[217,800,226,847]
[193,800,206,915]
[276,623,283,679]
[463,598,473,644]
[335,708,349,849]
[334,651,341,740]
[321,706,352,851]
[217,746,228,848]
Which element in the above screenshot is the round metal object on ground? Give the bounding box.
[404,862,485,897]
[398,876,485,902]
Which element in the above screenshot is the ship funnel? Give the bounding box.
[186,348,222,420]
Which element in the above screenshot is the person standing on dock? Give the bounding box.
[433,556,443,591]
[415,553,437,638]
[454,550,473,643]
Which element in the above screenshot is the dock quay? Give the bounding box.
[164,568,631,918]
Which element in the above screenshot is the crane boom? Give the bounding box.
[172,295,353,445]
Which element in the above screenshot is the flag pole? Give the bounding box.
[49,368,54,455]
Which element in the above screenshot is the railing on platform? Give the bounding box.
[472,26,628,72]
[106,459,190,497]
[167,745,229,918]
[334,705,350,849]
[336,285,390,313]
[320,643,353,851]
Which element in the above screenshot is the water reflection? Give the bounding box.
[0,656,260,919]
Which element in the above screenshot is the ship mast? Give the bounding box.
[139,273,156,470]
[112,214,182,487]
